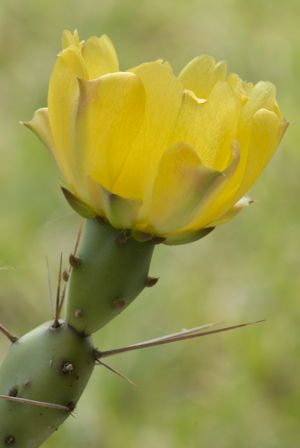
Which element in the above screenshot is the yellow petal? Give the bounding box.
[208,195,254,227]
[82,35,119,79]
[179,55,227,99]
[86,176,142,229]
[241,81,281,126]
[74,72,146,199]
[188,112,288,230]
[171,81,240,171]
[48,46,87,191]
[211,82,284,211]
[146,142,225,234]
[226,110,289,207]
[61,30,81,50]
[147,140,240,234]
[227,73,249,105]
[85,175,105,218]
[113,62,184,214]
[22,108,57,164]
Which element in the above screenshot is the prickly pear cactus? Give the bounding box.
[0,218,157,447]
[1,25,286,448]
[0,321,94,448]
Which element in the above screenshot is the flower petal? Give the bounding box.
[179,55,227,99]
[48,46,87,190]
[74,72,146,200]
[224,110,289,208]
[227,73,249,105]
[188,111,288,230]
[112,61,184,216]
[86,176,142,229]
[146,141,239,234]
[22,108,57,163]
[240,81,281,125]
[82,35,119,79]
[179,140,241,230]
[208,195,254,227]
[190,84,284,227]
[170,81,241,172]
[61,29,81,50]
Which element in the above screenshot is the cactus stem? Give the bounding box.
[95,320,265,358]
[145,276,159,287]
[65,219,155,334]
[0,394,71,411]
[0,324,18,343]
[95,360,138,387]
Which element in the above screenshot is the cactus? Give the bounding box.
[0,218,157,447]
[65,218,155,335]
[0,223,262,448]
[0,320,94,447]
[0,27,287,448]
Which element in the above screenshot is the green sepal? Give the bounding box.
[163,227,215,245]
[61,187,95,219]
[131,229,154,242]
[0,321,94,448]
[65,219,155,335]
[88,178,142,229]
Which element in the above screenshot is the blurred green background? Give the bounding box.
[0,0,299,446]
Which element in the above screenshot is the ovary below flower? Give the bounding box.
[24,30,288,245]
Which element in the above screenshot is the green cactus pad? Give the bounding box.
[0,321,94,448]
[65,219,155,335]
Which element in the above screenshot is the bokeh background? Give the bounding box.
[0,0,300,447]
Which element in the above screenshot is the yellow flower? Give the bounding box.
[24,30,288,245]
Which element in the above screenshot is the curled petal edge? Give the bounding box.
[208,195,255,227]
[21,108,57,163]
